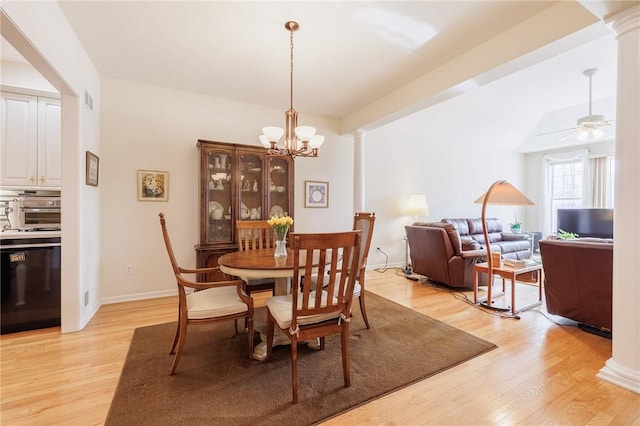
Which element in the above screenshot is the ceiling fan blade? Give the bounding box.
[536,126,578,137]
[557,129,579,142]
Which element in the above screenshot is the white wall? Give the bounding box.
[363,83,528,269]
[0,60,57,93]
[2,2,101,332]
[99,77,352,301]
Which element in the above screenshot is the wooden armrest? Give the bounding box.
[178,266,220,274]
[177,274,243,291]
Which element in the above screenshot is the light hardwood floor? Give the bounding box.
[1,269,638,425]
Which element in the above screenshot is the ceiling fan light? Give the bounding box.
[593,128,604,139]
[295,126,316,141]
[263,126,284,142]
[577,130,589,141]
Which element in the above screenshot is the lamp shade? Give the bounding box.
[259,135,271,148]
[309,134,325,149]
[295,126,316,141]
[407,193,429,217]
[474,181,533,206]
[263,126,284,142]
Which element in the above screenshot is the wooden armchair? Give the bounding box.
[159,213,254,375]
[309,212,376,328]
[352,212,375,328]
[265,230,362,404]
[235,220,277,296]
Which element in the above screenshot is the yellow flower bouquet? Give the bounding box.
[267,215,293,241]
[268,215,293,257]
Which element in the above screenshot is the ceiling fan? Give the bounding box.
[538,68,615,142]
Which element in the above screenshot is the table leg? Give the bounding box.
[510,272,516,315]
[252,320,292,361]
[474,269,479,304]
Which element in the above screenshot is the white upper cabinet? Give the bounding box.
[0,92,61,189]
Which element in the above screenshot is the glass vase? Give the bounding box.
[274,239,287,258]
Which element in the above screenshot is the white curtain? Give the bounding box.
[590,156,609,208]
[540,148,590,237]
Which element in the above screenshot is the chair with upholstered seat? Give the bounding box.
[309,212,375,328]
[159,213,254,375]
[235,220,277,296]
[351,212,375,328]
[265,230,362,404]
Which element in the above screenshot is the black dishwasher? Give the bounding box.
[0,234,61,334]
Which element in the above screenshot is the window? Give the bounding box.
[548,160,584,232]
[607,156,615,207]
[544,153,615,235]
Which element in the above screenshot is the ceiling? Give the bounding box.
[1,1,630,149]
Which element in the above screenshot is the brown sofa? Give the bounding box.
[539,238,613,331]
[405,218,531,288]
[441,218,531,260]
[405,222,487,288]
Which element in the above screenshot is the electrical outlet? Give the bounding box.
[126,264,134,275]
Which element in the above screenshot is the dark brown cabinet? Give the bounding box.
[196,139,294,280]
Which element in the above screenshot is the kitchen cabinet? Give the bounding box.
[0,92,61,189]
[196,139,294,281]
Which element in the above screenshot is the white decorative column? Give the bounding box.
[353,130,366,212]
[598,4,640,394]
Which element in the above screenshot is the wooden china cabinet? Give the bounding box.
[195,139,294,280]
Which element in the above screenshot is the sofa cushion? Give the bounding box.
[413,221,462,255]
[443,218,505,245]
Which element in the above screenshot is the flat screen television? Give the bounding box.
[557,208,614,239]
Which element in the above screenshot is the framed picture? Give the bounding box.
[85,151,99,187]
[137,170,169,202]
[304,180,329,208]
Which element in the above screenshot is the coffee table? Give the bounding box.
[473,260,543,315]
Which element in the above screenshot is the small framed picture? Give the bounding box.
[304,180,329,208]
[85,151,99,187]
[137,170,169,202]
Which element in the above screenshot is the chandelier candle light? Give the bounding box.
[259,21,325,158]
[268,215,294,257]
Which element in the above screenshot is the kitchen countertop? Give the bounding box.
[0,230,62,240]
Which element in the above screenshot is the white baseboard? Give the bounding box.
[101,288,178,305]
[597,358,640,394]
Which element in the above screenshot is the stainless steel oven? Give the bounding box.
[0,233,61,334]
[19,196,61,231]
[1,193,61,231]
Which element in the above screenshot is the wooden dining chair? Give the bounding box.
[265,230,362,404]
[351,212,376,328]
[159,213,254,375]
[309,212,376,328]
[235,220,276,296]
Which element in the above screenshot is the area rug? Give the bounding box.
[106,292,496,425]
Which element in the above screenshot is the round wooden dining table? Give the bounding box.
[218,247,327,360]
[218,248,302,296]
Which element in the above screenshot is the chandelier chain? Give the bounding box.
[290,29,294,110]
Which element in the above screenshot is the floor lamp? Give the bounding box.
[474,180,533,310]
[404,194,429,275]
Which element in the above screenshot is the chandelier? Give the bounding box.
[259,21,324,158]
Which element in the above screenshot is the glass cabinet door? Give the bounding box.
[206,150,232,243]
[267,157,290,219]
[239,153,264,220]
